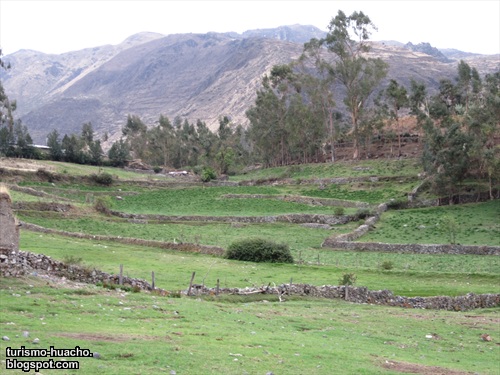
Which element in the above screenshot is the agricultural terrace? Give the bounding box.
[0,157,499,375]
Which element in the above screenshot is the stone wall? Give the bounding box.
[0,191,19,253]
[222,194,369,208]
[321,200,500,255]
[111,211,354,226]
[0,248,156,291]
[185,283,500,311]
[321,240,500,255]
[2,249,498,311]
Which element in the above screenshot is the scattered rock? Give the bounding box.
[2,336,10,341]
[32,338,40,344]
[93,352,101,359]
[23,331,29,338]
[481,334,492,342]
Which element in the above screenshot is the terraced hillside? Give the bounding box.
[1,157,499,374]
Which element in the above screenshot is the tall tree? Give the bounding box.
[384,79,409,156]
[319,10,388,159]
[300,38,338,161]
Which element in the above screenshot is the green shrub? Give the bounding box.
[224,238,294,263]
[94,196,112,214]
[355,208,372,220]
[386,198,408,210]
[201,167,217,182]
[334,207,345,216]
[153,166,162,174]
[62,255,83,266]
[339,273,357,286]
[36,168,58,183]
[91,172,113,186]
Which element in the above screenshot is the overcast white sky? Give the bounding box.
[1,0,499,56]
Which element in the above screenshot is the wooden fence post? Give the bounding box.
[119,264,123,285]
[187,272,196,296]
[151,271,155,290]
[216,279,220,296]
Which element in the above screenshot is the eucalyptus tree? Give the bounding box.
[300,38,338,161]
[318,10,388,159]
[246,64,297,166]
[384,79,409,156]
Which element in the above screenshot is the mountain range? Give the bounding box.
[1,25,499,145]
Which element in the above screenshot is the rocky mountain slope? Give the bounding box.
[1,25,499,145]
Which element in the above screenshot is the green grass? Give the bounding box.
[19,231,499,296]
[3,157,500,374]
[360,200,500,246]
[110,186,344,216]
[231,159,423,182]
[17,211,356,253]
[299,181,416,204]
[0,277,498,375]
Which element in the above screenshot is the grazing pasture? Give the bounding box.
[1,157,498,374]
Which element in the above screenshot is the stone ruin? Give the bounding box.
[0,189,19,253]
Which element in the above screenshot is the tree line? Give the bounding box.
[1,10,499,196]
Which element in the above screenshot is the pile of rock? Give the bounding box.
[0,249,154,291]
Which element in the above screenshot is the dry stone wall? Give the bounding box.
[111,211,354,226]
[1,249,498,311]
[186,283,500,311]
[0,249,155,291]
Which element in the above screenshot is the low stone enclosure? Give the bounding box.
[1,248,498,311]
[321,201,500,256]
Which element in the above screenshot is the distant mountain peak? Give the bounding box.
[404,42,451,63]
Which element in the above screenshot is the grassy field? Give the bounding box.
[109,186,348,216]
[361,200,500,246]
[231,159,423,182]
[19,232,499,296]
[1,157,499,374]
[0,277,498,375]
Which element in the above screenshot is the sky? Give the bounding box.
[0,0,499,56]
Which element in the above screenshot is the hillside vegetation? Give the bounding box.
[1,156,499,374]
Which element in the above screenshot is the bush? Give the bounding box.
[36,168,58,183]
[338,273,357,286]
[334,207,345,216]
[386,198,408,210]
[153,166,162,174]
[94,196,112,214]
[355,208,372,220]
[224,238,294,263]
[201,167,217,182]
[91,172,113,186]
[62,255,83,266]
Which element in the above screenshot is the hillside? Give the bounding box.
[1,26,499,145]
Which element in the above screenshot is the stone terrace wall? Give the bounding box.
[186,283,500,311]
[321,241,500,256]
[111,212,354,226]
[222,194,370,208]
